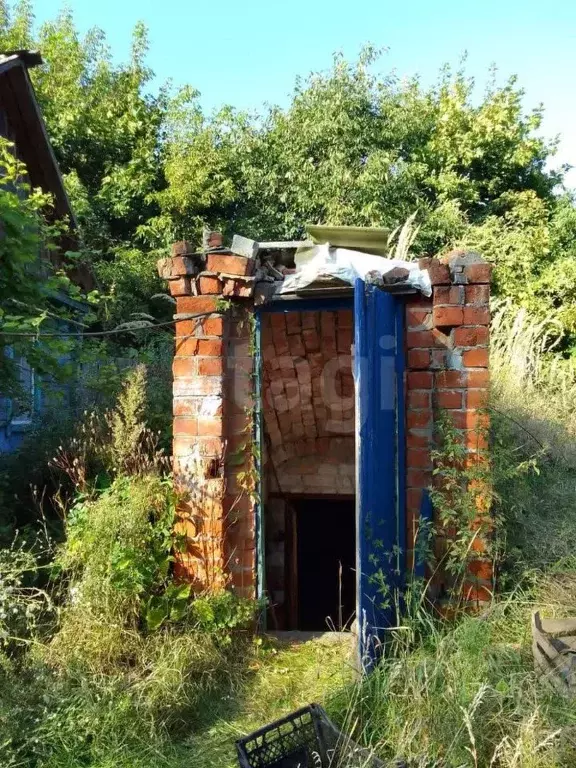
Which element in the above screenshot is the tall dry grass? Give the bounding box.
[331,303,576,767]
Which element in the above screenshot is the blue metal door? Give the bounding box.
[354,279,405,670]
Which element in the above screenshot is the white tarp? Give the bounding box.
[280,244,432,296]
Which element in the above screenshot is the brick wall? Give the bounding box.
[262,310,355,496]
[405,251,493,603]
[160,241,258,598]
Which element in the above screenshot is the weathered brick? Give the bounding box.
[285,313,302,335]
[464,263,492,283]
[337,327,353,354]
[203,316,225,336]
[175,336,199,356]
[158,254,197,278]
[173,377,223,396]
[434,285,464,305]
[466,389,489,408]
[433,305,464,327]
[407,430,431,448]
[337,309,353,328]
[445,410,486,430]
[173,399,200,417]
[407,371,434,389]
[198,274,223,294]
[465,430,489,450]
[408,391,431,409]
[407,330,435,348]
[206,252,254,276]
[462,583,492,602]
[168,276,192,296]
[408,349,431,369]
[462,306,490,325]
[435,390,463,409]
[454,326,489,347]
[406,306,432,330]
[172,357,197,377]
[467,370,489,387]
[462,348,489,368]
[436,370,467,388]
[173,417,198,436]
[223,278,255,298]
[467,559,493,580]
[407,410,433,429]
[197,417,224,436]
[465,285,490,305]
[407,487,423,512]
[171,240,195,257]
[430,349,446,369]
[419,258,450,285]
[206,231,223,249]
[177,296,221,315]
[407,448,432,469]
[198,357,224,376]
[288,334,305,358]
[197,339,223,357]
[302,328,320,352]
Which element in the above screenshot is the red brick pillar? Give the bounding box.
[404,250,493,606]
[157,239,258,597]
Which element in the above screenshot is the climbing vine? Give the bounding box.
[428,411,495,585]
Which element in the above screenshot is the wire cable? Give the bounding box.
[0,311,218,340]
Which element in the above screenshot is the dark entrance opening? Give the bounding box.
[286,497,356,631]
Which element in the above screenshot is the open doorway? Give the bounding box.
[260,306,357,631]
[286,497,356,631]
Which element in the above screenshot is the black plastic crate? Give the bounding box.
[236,703,402,768]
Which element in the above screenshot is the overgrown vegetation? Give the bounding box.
[0,135,85,396]
[0,368,259,767]
[3,1,576,766]
[329,310,576,768]
[2,2,576,342]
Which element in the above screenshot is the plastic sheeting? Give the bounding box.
[280,244,432,296]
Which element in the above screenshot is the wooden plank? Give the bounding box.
[532,612,576,694]
[538,616,576,636]
[0,65,74,224]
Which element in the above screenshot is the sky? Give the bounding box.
[32,0,576,186]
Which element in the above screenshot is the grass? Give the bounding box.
[335,588,576,767]
[4,306,576,766]
[184,634,354,767]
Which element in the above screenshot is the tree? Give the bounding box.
[157,50,576,340]
[0,137,79,396]
[3,2,576,342]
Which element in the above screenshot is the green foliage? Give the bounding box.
[155,48,576,341]
[429,413,494,579]
[4,2,576,345]
[58,474,175,626]
[490,305,576,578]
[158,51,556,241]
[0,136,78,394]
[0,543,51,647]
[0,4,168,250]
[190,591,259,644]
